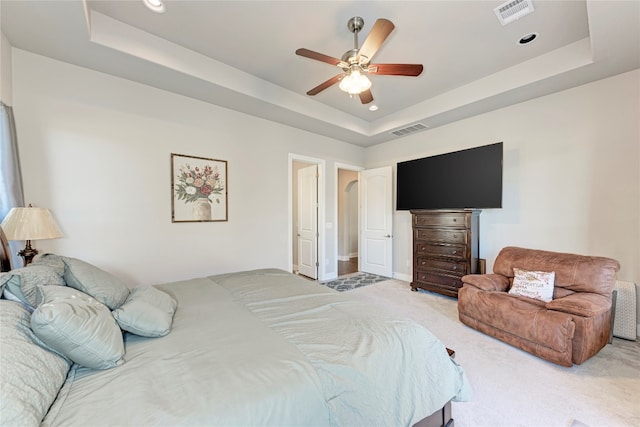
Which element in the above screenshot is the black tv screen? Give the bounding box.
[396,142,503,210]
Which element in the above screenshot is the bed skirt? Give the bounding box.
[413,401,453,427]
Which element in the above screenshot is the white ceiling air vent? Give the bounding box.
[391,123,429,137]
[494,0,535,26]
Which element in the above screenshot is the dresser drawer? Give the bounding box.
[415,228,468,244]
[414,242,467,260]
[413,212,470,228]
[415,257,468,276]
[414,271,463,289]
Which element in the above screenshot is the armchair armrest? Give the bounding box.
[461,274,509,292]
[546,292,611,317]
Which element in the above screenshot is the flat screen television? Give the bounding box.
[396,142,503,210]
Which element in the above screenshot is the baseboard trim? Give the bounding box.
[393,272,412,282]
[338,256,350,262]
[321,272,338,282]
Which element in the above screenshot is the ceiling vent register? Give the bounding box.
[494,0,535,26]
[391,123,428,137]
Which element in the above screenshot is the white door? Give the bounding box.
[360,166,393,277]
[297,165,318,279]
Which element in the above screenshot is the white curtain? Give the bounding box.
[0,101,25,270]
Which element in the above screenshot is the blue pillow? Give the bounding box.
[0,265,65,308]
[31,286,125,370]
[61,257,130,310]
[112,286,177,337]
[0,300,71,425]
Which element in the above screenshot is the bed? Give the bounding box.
[0,243,471,426]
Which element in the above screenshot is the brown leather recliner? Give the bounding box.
[457,246,620,367]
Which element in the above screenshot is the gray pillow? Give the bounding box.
[31,286,125,370]
[61,257,130,310]
[112,286,177,337]
[0,300,71,425]
[0,265,65,308]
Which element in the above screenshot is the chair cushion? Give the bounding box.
[546,293,611,317]
[492,246,620,296]
[461,274,510,292]
[458,286,575,353]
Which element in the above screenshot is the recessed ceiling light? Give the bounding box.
[519,33,538,45]
[143,0,166,13]
[369,105,378,111]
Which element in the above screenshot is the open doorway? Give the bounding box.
[335,163,363,278]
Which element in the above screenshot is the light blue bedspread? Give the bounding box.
[43,269,471,426]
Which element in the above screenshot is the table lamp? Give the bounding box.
[0,204,63,266]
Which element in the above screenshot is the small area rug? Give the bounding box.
[320,272,389,292]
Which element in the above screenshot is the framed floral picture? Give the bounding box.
[171,153,228,222]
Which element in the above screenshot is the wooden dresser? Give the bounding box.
[410,210,480,298]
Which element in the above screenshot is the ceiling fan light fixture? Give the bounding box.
[339,69,372,95]
[143,0,166,13]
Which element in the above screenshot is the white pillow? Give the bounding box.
[31,286,125,370]
[508,268,555,302]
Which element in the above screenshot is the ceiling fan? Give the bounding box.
[296,17,423,105]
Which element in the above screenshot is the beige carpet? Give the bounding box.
[348,279,640,427]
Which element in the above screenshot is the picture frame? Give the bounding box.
[171,153,228,222]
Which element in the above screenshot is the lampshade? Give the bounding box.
[1,206,63,241]
[339,69,372,95]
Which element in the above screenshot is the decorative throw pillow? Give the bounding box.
[0,300,71,426]
[112,286,177,337]
[31,253,66,276]
[30,286,125,370]
[0,265,65,308]
[508,268,555,302]
[61,256,130,310]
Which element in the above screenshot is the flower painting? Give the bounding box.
[171,153,228,222]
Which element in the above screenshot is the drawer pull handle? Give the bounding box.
[421,261,426,265]
[452,266,457,270]
[452,250,457,254]
[453,218,457,222]
[452,234,458,238]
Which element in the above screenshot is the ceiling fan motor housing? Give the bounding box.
[341,49,360,65]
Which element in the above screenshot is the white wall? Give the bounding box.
[0,31,12,104]
[12,49,364,286]
[366,69,640,332]
[10,48,640,331]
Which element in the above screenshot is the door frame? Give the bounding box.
[334,163,364,278]
[288,153,326,281]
